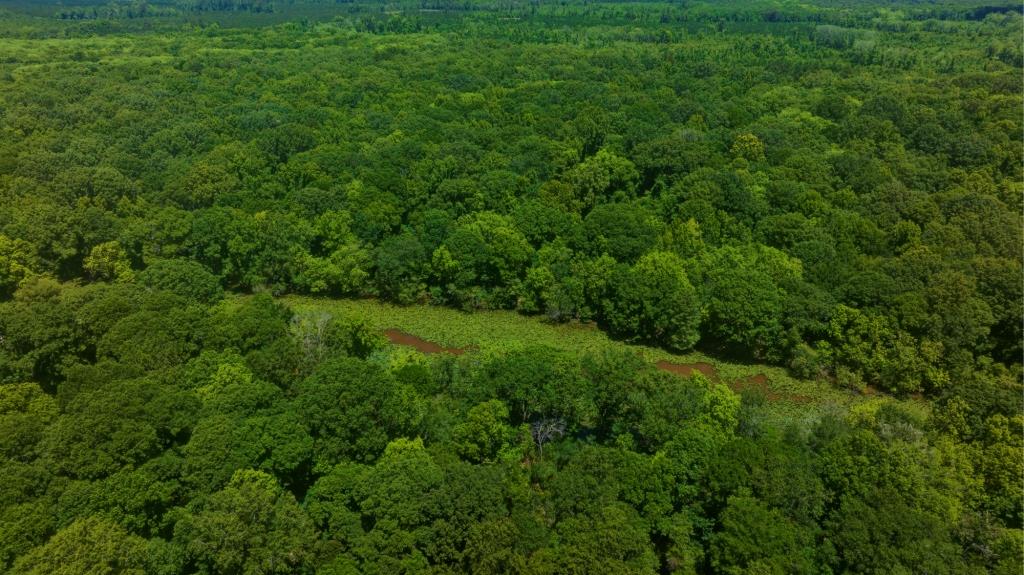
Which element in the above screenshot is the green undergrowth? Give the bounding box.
[281,295,926,425]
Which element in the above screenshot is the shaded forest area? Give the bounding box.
[0,0,1021,573]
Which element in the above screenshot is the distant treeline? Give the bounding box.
[57,0,276,19]
[48,0,1024,24]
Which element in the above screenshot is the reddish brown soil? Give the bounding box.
[656,360,718,379]
[750,373,768,385]
[727,373,812,404]
[384,332,811,404]
[383,329,466,355]
[657,362,808,403]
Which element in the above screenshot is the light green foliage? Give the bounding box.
[196,361,281,415]
[294,245,370,294]
[977,414,1024,526]
[700,378,742,431]
[10,516,148,575]
[0,2,1019,573]
[827,304,945,394]
[565,149,640,213]
[0,383,57,461]
[658,218,705,259]
[731,133,766,162]
[362,438,444,529]
[84,241,135,283]
[0,234,37,298]
[174,469,316,575]
[442,212,533,305]
[453,400,514,463]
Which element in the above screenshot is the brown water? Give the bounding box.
[383,329,466,355]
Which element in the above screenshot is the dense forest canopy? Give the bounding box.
[0,0,1021,573]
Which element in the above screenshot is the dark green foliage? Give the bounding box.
[582,202,661,263]
[710,495,817,574]
[0,1,1019,572]
[374,232,428,304]
[0,280,1017,573]
[476,346,593,427]
[0,0,1017,385]
[198,293,291,354]
[137,259,223,304]
[173,469,316,575]
[601,251,701,351]
[294,357,423,465]
[699,247,789,360]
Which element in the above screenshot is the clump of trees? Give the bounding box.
[0,0,1021,571]
[0,281,1019,573]
[3,0,1020,395]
